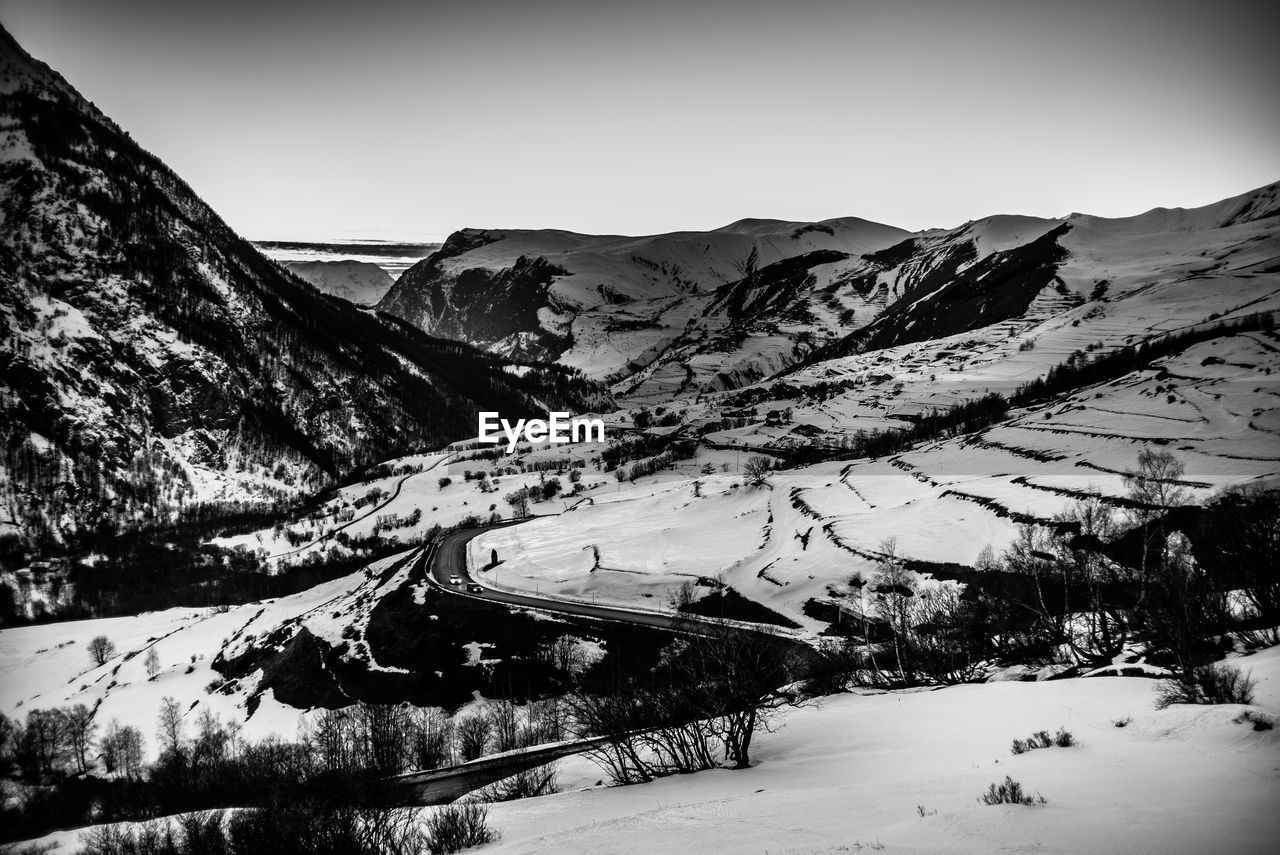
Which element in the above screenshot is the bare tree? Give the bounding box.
[743,456,772,488]
[157,695,186,766]
[88,635,116,667]
[1123,447,1189,607]
[101,719,145,779]
[672,623,804,768]
[144,647,161,679]
[1123,450,1222,673]
[1055,497,1125,661]
[191,708,233,776]
[455,713,491,762]
[408,707,454,770]
[1000,524,1072,655]
[525,697,566,744]
[566,678,659,785]
[355,703,412,774]
[1203,484,1280,645]
[63,704,97,773]
[871,538,915,685]
[21,708,68,775]
[571,626,805,783]
[304,707,360,773]
[0,712,17,767]
[666,580,697,613]
[505,489,531,520]
[542,634,587,677]
[486,699,521,754]
[907,585,985,684]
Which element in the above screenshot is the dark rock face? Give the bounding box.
[381,242,569,361]
[804,224,1071,363]
[147,356,236,437]
[709,250,852,321]
[862,224,1070,352]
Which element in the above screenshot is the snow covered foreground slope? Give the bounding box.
[481,645,1280,855]
[15,643,1280,854]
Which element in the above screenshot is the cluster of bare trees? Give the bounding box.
[2,691,568,843]
[568,621,805,784]
[0,704,132,778]
[819,450,1280,689]
[990,449,1271,675]
[301,696,563,778]
[822,538,987,689]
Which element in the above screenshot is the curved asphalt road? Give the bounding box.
[420,520,720,634]
[384,521,815,805]
[418,522,819,668]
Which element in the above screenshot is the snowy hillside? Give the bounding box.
[7,626,1278,854]
[378,218,910,385]
[477,645,1280,855]
[472,324,1280,626]
[115,311,1275,661]
[376,178,1279,431]
[279,259,395,305]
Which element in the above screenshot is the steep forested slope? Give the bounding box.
[0,27,604,547]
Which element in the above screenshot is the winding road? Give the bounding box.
[269,454,455,561]
[418,521,796,637]
[374,520,815,805]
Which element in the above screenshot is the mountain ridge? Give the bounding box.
[378,181,1278,406]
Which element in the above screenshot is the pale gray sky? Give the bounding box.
[2,0,1276,241]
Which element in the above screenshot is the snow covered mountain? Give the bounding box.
[377,218,911,390]
[253,239,438,282]
[806,186,1280,362]
[377,182,1279,417]
[278,259,395,306]
[0,27,603,546]
[677,182,1280,453]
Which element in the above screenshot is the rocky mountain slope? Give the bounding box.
[684,181,1280,453]
[378,218,911,391]
[0,27,604,548]
[379,183,1279,413]
[806,185,1280,362]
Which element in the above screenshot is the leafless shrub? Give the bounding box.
[978,776,1046,806]
[423,803,498,853]
[1156,662,1255,709]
